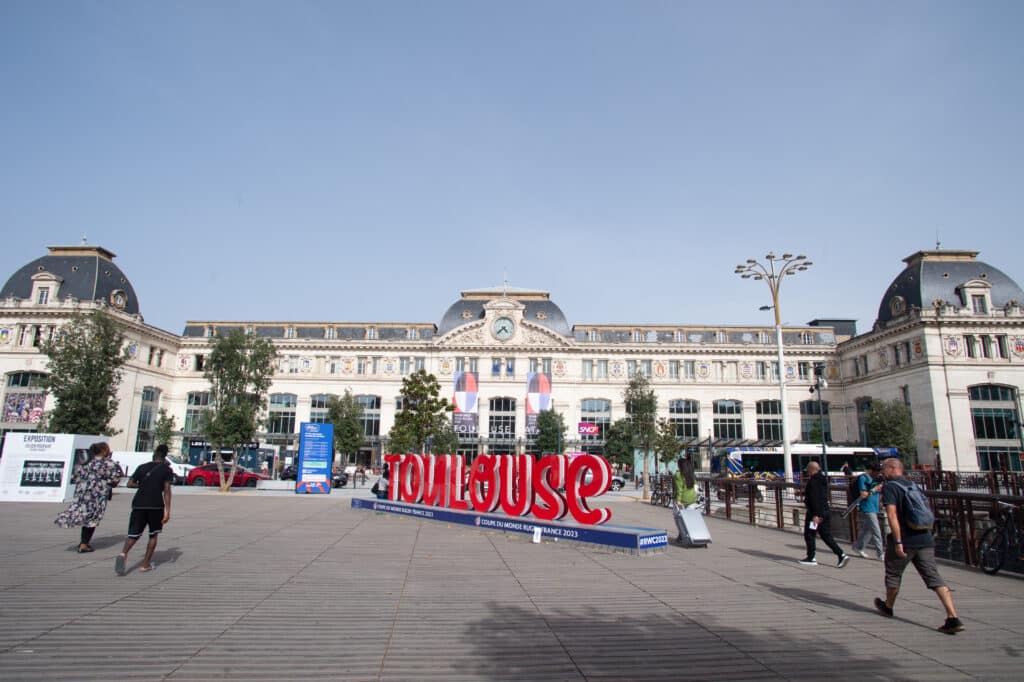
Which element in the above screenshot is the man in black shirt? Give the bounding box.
[874,457,963,634]
[798,461,849,567]
[115,445,174,575]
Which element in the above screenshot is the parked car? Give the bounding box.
[280,465,347,488]
[186,463,266,487]
[609,475,625,491]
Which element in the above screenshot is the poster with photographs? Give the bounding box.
[20,460,65,488]
[3,392,46,424]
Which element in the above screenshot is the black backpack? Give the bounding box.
[845,474,864,505]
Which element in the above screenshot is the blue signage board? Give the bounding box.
[350,498,668,552]
[296,422,333,494]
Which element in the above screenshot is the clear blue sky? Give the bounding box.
[2,1,1021,334]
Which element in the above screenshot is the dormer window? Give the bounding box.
[971,294,988,314]
[284,326,295,339]
[36,288,49,305]
[957,279,992,315]
[367,326,378,340]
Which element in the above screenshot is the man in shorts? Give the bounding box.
[115,444,174,575]
[874,457,963,634]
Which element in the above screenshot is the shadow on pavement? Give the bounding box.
[756,582,940,633]
[64,534,124,551]
[731,547,802,564]
[462,601,890,680]
[152,546,183,565]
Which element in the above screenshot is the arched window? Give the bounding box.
[267,393,298,434]
[969,384,1022,471]
[799,399,831,442]
[488,397,516,447]
[355,395,381,437]
[713,400,743,440]
[756,399,782,441]
[668,399,699,441]
[580,399,612,452]
[135,386,162,451]
[310,394,337,424]
[2,371,48,427]
[183,391,211,433]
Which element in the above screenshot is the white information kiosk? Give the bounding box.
[0,433,106,503]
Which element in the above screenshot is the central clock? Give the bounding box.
[492,317,515,340]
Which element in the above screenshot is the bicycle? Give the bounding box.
[977,501,1023,575]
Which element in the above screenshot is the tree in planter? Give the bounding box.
[327,390,364,467]
[624,374,658,498]
[39,310,129,435]
[535,408,567,456]
[388,370,453,454]
[654,418,683,469]
[200,330,277,491]
[428,418,460,455]
[602,418,634,471]
[865,399,918,464]
[152,408,177,449]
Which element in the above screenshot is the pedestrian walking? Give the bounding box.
[115,444,174,575]
[851,461,885,559]
[873,457,963,634]
[798,461,849,567]
[372,463,390,499]
[54,442,121,553]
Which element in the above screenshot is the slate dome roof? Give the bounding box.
[439,287,571,337]
[876,250,1023,328]
[1,245,141,316]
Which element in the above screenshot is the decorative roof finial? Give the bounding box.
[81,232,88,245]
[502,270,509,297]
[935,232,942,250]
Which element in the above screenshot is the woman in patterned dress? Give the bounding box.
[55,442,121,553]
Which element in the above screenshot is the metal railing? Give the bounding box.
[698,476,1024,574]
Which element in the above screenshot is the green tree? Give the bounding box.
[201,330,278,491]
[428,418,460,455]
[388,370,453,454]
[327,390,364,466]
[39,310,129,435]
[152,408,177,449]
[655,418,683,467]
[624,374,658,497]
[865,399,917,463]
[602,418,634,469]
[805,421,823,445]
[535,408,567,455]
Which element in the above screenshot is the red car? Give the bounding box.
[186,463,266,487]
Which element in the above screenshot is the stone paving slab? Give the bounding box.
[0,489,1022,680]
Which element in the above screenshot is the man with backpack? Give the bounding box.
[874,457,964,634]
[851,461,884,559]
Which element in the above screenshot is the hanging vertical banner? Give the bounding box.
[453,371,479,435]
[526,372,552,437]
[296,422,333,494]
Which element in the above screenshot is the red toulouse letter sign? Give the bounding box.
[381,453,613,525]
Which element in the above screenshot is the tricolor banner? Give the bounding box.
[453,371,479,435]
[525,372,552,436]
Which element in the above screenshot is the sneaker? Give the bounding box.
[857,550,870,559]
[938,617,964,635]
[798,558,818,566]
[877,552,885,562]
[874,598,893,618]
[838,554,850,568]
[114,554,126,576]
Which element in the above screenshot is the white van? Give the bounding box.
[111,451,192,485]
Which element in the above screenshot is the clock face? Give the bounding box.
[492,317,515,340]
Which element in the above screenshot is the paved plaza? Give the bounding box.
[1,487,1022,681]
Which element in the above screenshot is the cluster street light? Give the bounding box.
[734,253,813,482]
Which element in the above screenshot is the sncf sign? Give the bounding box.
[577,422,600,435]
[383,453,613,525]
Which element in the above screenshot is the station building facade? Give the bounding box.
[1,244,1023,473]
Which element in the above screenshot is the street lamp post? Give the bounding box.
[735,253,813,482]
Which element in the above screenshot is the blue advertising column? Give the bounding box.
[296,422,333,494]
